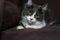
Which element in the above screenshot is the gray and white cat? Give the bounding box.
[17,0,55,29]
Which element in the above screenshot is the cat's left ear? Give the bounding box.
[42,3,48,11]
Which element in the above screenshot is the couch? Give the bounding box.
[1,0,60,40]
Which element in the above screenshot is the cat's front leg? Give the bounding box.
[17,26,24,29]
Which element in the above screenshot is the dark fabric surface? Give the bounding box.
[1,0,60,40]
[2,0,19,30]
[0,0,5,39]
[0,0,4,29]
[1,23,60,40]
[49,0,60,21]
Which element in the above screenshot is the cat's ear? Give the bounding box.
[27,0,32,6]
[25,0,33,8]
[42,3,48,11]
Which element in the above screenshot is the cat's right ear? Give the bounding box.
[42,3,48,11]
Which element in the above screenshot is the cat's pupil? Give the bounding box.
[30,10,33,13]
[38,8,43,14]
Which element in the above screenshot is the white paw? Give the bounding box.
[26,25,45,29]
[17,26,24,29]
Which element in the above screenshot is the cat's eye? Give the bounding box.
[38,8,43,14]
[30,11,33,13]
[29,13,31,15]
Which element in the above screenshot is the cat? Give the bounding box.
[17,0,56,29]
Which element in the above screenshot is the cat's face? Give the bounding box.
[22,4,48,25]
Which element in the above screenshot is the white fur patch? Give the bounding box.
[42,3,48,11]
[17,26,24,29]
[22,20,46,29]
[27,0,32,5]
[25,24,46,29]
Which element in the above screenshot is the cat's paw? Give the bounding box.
[17,26,24,29]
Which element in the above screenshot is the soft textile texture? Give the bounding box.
[1,23,60,40]
[1,0,60,40]
[2,0,19,30]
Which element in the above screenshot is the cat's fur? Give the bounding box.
[17,0,56,29]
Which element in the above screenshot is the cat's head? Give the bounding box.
[22,3,48,25]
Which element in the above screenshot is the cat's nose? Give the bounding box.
[30,19,33,20]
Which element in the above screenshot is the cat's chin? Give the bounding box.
[28,23,34,25]
[28,22,36,25]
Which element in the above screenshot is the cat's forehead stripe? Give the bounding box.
[33,11,36,15]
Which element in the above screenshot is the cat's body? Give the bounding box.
[17,0,56,29]
[21,16,46,29]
